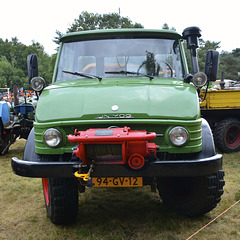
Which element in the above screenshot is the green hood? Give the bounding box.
[35,79,200,123]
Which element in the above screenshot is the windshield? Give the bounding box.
[56,38,184,81]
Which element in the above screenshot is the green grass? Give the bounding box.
[0,139,240,240]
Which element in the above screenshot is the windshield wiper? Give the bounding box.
[63,70,102,81]
[105,70,154,80]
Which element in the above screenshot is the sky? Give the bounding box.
[0,0,239,55]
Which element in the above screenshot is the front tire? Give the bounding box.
[24,129,79,225]
[42,178,79,225]
[157,170,225,217]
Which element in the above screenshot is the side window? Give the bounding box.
[61,46,74,71]
[173,43,184,78]
[56,45,75,81]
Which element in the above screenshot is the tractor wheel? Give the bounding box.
[0,126,4,154]
[0,124,9,155]
[214,118,240,153]
[42,177,79,225]
[156,170,225,217]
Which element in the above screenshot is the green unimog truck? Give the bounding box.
[11,27,225,225]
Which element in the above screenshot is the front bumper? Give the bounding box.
[11,154,223,178]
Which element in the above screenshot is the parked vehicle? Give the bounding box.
[11,27,224,225]
[0,89,35,155]
[200,85,240,153]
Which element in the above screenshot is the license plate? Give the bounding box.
[91,177,143,187]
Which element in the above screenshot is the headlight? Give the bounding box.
[30,77,45,91]
[192,72,207,87]
[44,128,62,147]
[169,127,189,146]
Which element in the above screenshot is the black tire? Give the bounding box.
[0,124,5,154]
[157,170,225,217]
[214,118,240,153]
[42,178,79,225]
[24,128,79,225]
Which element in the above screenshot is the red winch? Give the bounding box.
[68,126,158,170]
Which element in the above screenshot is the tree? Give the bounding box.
[0,56,26,88]
[0,37,53,89]
[198,39,221,73]
[68,11,143,32]
[53,30,64,46]
[232,48,240,58]
[54,11,144,45]
[0,56,12,87]
[220,49,240,80]
[162,23,176,31]
[183,39,221,75]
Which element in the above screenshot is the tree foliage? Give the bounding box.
[68,11,143,31]
[54,11,143,45]
[0,38,54,90]
[182,38,221,76]
[162,23,176,31]
[219,48,240,80]
[198,39,221,72]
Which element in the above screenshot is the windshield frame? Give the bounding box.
[54,36,186,82]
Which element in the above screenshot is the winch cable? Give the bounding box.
[85,144,122,161]
[186,199,240,240]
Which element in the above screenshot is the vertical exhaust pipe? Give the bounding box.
[182,27,201,74]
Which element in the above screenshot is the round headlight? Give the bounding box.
[169,127,189,146]
[44,128,62,147]
[30,77,45,91]
[192,72,207,87]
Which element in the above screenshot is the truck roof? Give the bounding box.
[60,28,182,42]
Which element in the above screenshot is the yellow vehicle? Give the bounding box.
[200,88,240,153]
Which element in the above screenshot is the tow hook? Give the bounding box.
[74,163,95,185]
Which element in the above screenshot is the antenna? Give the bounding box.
[119,8,122,28]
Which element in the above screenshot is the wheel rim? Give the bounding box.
[42,178,49,206]
[226,125,240,148]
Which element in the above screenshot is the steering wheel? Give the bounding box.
[138,60,173,77]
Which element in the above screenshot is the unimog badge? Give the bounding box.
[96,114,133,119]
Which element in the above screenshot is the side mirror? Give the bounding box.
[205,50,219,81]
[27,54,38,83]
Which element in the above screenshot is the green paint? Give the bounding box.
[34,28,202,155]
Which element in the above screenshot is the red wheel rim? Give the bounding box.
[42,178,49,206]
[226,125,240,148]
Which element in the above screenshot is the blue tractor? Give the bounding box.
[0,91,35,155]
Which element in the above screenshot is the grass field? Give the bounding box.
[0,139,240,240]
